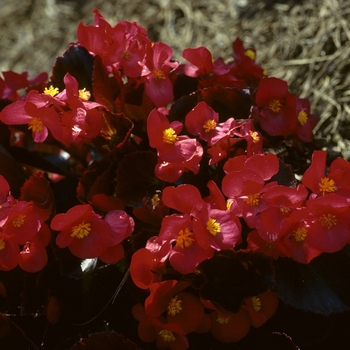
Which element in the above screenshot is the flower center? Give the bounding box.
[122,50,130,59]
[203,119,217,133]
[268,99,282,113]
[207,217,221,236]
[294,226,308,241]
[163,127,177,144]
[12,214,26,228]
[249,130,260,143]
[0,238,5,251]
[244,193,260,206]
[319,177,337,195]
[216,316,231,324]
[298,110,308,126]
[159,330,176,342]
[44,85,59,97]
[28,117,44,133]
[150,194,160,207]
[78,88,91,101]
[167,295,182,316]
[280,206,291,215]
[319,214,337,229]
[176,227,195,249]
[153,69,166,80]
[71,222,91,239]
[252,296,262,312]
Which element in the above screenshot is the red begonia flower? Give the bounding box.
[276,207,322,264]
[209,308,251,343]
[50,204,111,259]
[104,209,134,245]
[147,108,199,163]
[142,42,178,107]
[306,194,350,253]
[293,97,318,142]
[157,214,214,274]
[192,203,242,251]
[182,46,214,77]
[19,240,48,273]
[247,229,283,260]
[242,291,279,328]
[2,201,41,245]
[0,236,20,271]
[255,77,297,137]
[130,247,167,289]
[185,101,219,145]
[97,243,124,264]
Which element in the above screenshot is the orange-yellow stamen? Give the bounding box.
[122,50,130,59]
[0,238,5,251]
[319,177,337,195]
[319,214,337,229]
[150,194,160,207]
[28,117,44,133]
[163,127,177,144]
[252,296,262,312]
[216,316,231,324]
[280,206,291,215]
[249,130,260,143]
[176,227,195,248]
[167,295,182,316]
[12,214,26,228]
[269,99,282,113]
[78,88,91,101]
[203,119,217,133]
[294,226,308,242]
[298,110,308,126]
[71,222,91,239]
[153,69,166,80]
[244,193,260,206]
[159,330,176,342]
[44,85,59,97]
[207,218,221,236]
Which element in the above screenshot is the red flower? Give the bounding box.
[141,42,178,107]
[255,77,297,137]
[293,97,318,142]
[242,291,279,328]
[182,46,214,77]
[19,239,48,273]
[0,235,20,271]
[50,204,111,259]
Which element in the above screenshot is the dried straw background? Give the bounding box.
[1,0,350,158]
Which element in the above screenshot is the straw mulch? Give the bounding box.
[1,0,350,158]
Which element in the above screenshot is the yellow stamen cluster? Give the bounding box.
[12,214,26,228]
[176,227,195,249]
[44,85,59,97]
[122,50,130,59]
[298,110,308,126]
[159,330,176,342]
[269,99,282,113]
[153,69,166,80]
[252,296,262,312]
[0,238,5,251]
[203,119,217,133]
[163,127,177,144]
[216,316,231,324]
[207,218,221,236]
[78,88,91,101]
[71,222,91,239]
[244,193,260,206]
[319,177,337,195]
[28,117,44,133]
[167,295,182,316]
[280,206,291,215]
[150,194,160,207]
[319,214,337,229]
[294,226,308,242]
[249,130,260,143]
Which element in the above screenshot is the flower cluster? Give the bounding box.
[0,8,348,350]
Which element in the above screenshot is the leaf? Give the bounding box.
[275,250,350,315]
[50,44,94,92]
[197,250,275,312]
